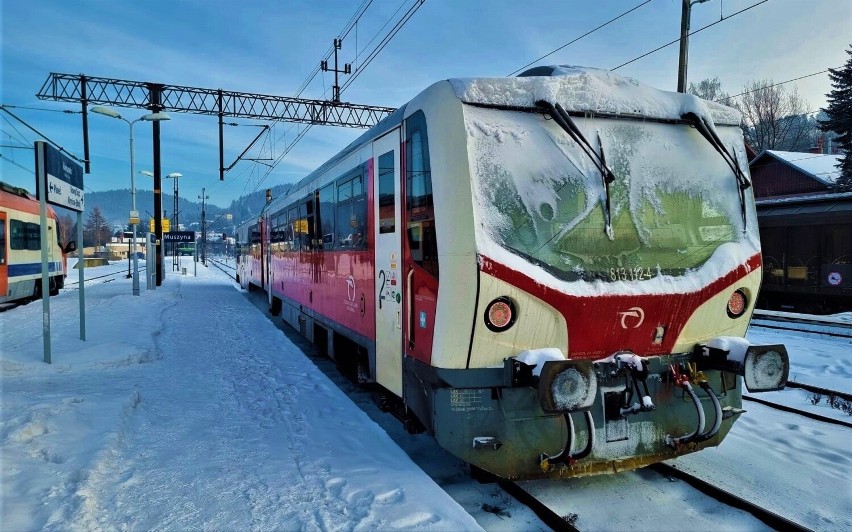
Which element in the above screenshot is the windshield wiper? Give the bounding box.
[537,100,617,239]
[681,112,751,229]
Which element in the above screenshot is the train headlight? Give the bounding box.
[742,346,789,392]
[700,338,789,392]
[485,297,516,332]
[727,289,748,318]
[538,360,598,413]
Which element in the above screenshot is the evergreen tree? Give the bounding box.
[820,46,852,191]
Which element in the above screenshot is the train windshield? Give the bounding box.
[466,106,758,283]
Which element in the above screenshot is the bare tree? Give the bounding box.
[688,77,730,102]
[733,79,813,152]
[57,213,76,248]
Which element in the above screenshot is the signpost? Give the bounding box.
[163,232,196,276]
[34,141,85,363]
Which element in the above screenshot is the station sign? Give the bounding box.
[163,231,195,242]
[34,141,84,212]
[129,210,140,225]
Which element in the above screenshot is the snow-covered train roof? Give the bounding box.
[449,65,742,126]
[269,66,741,212]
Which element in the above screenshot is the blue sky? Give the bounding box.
[2,0,850,210]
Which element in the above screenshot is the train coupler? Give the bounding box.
[605,351,655,417]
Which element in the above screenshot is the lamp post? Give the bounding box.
[677,0,711,93]
[91,106,170,295]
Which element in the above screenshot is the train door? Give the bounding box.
[373,129,403,396]
[0,212,7,297]
[260,217,268,289]
[402,111,438,366]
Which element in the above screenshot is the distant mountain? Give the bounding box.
[59,183,293,234]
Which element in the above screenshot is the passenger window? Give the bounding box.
[336,171,367,250]
[318,184,335,250]
[25,223,39,251]
[406,112,438,278]
[299,198,315,251]
[10,220,25,250]
[289,207,299,250]
[378,151,396,234]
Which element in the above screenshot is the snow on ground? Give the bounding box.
[2,258,850,531]
[0,260,481,531]
[747,326,851,393]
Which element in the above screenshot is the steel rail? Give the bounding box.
[63,265,148,287]
[743,394,852,428]
[650,463,813,532]
[750,321,852,339]
[784,380,852,403]
[498,480,580,532]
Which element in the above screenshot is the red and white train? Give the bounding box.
[237,66,789,479]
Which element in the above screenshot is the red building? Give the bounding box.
[749,150,842,199]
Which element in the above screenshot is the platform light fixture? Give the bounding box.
[90,106,171,295]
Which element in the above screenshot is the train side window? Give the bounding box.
[281,209,292,251]
[318,184,335,250]
[10,220,24,250]
[10,219,40,250]
[378,151,396,234]
[406,111,438,278]
[336,170,367,250]
[289,207,300,250]
[26,222,40,250]
[298,198,315,251]
[0,221,5,264]
[270,211,284,248]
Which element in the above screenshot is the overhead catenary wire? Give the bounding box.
[0,153,32,174]
[253,0,425,199]
[0,105,83,163]
[716,70,829,103]
[507,0,653,77]
[611,0,769,71]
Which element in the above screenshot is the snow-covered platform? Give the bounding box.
[0,260,482,530]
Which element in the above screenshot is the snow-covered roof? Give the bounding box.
[753,150,842,185]
[449,65,742,125]
[756,190,852,206]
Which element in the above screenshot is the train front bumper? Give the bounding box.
[410,338,789,480]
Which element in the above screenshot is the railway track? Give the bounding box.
[750,310,852,339]
[63,265,147,288]
[206,257,236,280]
[503,461,816,532]
[649,463,812,532]
[237,288,832,530]
[742,394,852,429]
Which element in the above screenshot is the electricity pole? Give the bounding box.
[199,188,209,265]
[678,0,711,93]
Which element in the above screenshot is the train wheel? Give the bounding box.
[32,281,42,301]
[49,278,59,296]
